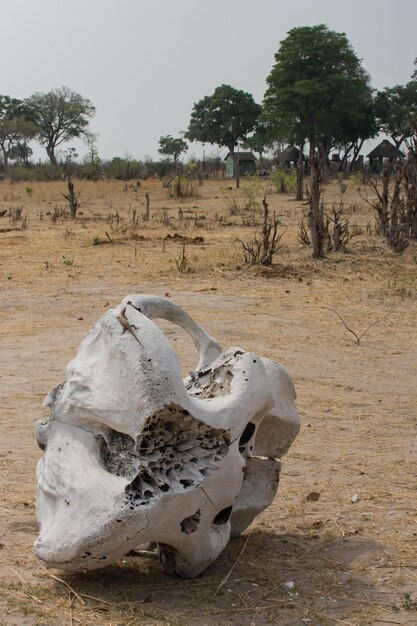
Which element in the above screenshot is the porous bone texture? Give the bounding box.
[34,295,300,578]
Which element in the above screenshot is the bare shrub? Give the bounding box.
[298,220,311,246]
[325,202,353,252]
[61,174,81,219]
[51,205,68,223]
[173,242,189,272]
[8,206,23,223]
[221,186,243,215]
[337,173,347,194]
[362,160,416,253]
[240,195,284,265]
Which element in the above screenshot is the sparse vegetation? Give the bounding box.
[272,169,296,194]
[240,194,284,265]
[0,175,415,626]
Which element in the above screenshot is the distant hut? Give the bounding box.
[367,140,405,173]
[277,145,307,170]
[224,152,256,177]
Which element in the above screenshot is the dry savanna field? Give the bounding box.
[0,175,416,626]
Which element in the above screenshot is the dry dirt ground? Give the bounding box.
[0,177,416,626]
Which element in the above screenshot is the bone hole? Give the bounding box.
[180,509,201,534]
[154,318,199,377]
[213,505,233,525]
[239,422,256,447]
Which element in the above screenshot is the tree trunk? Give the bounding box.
[1,146,9,170]
[144,192,150,221]
[349,139,364,172]
[307,141,327,259]
[230,146,240,189]
[295,141,304,200]
[339,144,353,172]
[46,145,57,166]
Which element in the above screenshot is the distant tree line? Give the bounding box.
[1,24,416,189]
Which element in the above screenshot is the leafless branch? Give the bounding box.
[323,307,391,345]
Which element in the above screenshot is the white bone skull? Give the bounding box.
[34,295,300,577]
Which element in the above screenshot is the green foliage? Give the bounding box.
[220,186,243,215]
[25,86,95,165]
[92,233,113,246]
[158,135,188,162]
[0,95,37,168]
[170,175,193,197]
[263,25,375,155]
[350,172,362,190]
[81,139,102,180]
[187,84,261,152]
[272,169,296,193]
[105,157,142,180]
[152,158,176,179]
[375,75,417,147]
[241,179,262,209]
[170,161,199,197]
[221,179,263,214]
[241,122,270,158]
[8,162,62,182]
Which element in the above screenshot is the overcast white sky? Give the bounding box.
[2,0,417,162]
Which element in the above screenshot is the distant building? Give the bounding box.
[224,152,257,177]
[277,145,307,170]
[367,140,405,173]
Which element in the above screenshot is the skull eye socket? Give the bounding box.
[213,505,233,526]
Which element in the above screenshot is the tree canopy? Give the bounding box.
[158,135,188,162]
[0,96,37,169]
[186,84,261,154]
[241,122,270,159]
[262,24,375,158]
[375,72,417,148]
[25,86,95,165]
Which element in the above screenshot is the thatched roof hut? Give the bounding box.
[367,140,405,173]
[277,145,307,169]
[367,140,405,160]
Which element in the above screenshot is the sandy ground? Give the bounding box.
[0,177,416,625]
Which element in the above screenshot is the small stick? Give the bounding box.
[48,573,86,605]
[10,568,43,603]
[10,568,26,585]
[214,531,251,596]
[323,306,391,345]
[80,592,111,604]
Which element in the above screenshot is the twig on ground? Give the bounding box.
[214,531,252,596]
[323,307,391,345]
[48,574,86,606]
[10,568,43,604]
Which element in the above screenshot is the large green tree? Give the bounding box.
[262,25,375,161]
[25,86,95,165]
[158,135,188,163]
[186,84,261,187]
[375,72,417,149]
[262,24,375,256]
[0,96,36,169]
